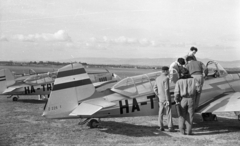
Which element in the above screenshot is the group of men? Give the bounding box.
[153,46,206,135]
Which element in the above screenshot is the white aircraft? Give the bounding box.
[42,62,240,128]
[0,67,121,101]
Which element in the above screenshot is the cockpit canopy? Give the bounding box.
[205,61,228,78]
[24,72,57,85]
[111,71,162,97]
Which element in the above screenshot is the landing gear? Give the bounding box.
[12,96,19,101]
[202,113,218,121]
[78,118,100,128]
[87,119,99,128]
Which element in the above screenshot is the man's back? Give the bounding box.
[174,78,200,97]
[154,74,170,102]
[184,54,197,63]
[186,60,205,75]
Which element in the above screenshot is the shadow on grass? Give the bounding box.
[191,114,240,136]
[16,99,47,104]
[97,114,240,137]
[98,121,171,137]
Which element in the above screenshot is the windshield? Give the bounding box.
[24,72,57,85]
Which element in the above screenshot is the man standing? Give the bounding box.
[174,72,200,135]
[185,56,206,109]
[184,46,198,64]
[153,66,174,132]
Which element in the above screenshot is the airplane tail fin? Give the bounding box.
[42,63,95,118]
[0,69,15,93]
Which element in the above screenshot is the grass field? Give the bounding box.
[0,65,240,146]
[0,96,240,146]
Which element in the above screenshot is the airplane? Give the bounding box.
[12,68,51,82]
[0,67,121,101]
[42,61,240,128]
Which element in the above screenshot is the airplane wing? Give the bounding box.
[69,98,116,116]
[198,92,240,113]
[93,80,118,88]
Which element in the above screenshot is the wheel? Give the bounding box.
[88,119,99,128]
[12,97,18,101]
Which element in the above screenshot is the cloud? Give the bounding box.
[85,36,202,50]
[89,36,150,47]
[65,42,74,47]
[0,36,9,42]
[139,38,150,46]
[85,42,107,50]
[13,30,72,42]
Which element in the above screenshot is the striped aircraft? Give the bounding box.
[42,62,240,128]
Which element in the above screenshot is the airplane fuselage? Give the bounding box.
[3,83,53,95]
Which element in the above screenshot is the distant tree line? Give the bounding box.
[89,64,162,69]
[0,61,162,69]
[0,61,87,66]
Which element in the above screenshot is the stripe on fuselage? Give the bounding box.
[52,67,92,91]
[53,79,92,91]
[0,76,6,81]
[57,68,86,78]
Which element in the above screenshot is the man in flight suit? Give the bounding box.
[153,66,174,132]
[174,71,200,135]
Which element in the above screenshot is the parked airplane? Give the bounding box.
[12,69,53,82]
[0,67,121,101]
[42,62,240,128]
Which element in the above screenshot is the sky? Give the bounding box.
[0,0,239,61]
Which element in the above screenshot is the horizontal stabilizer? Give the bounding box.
[199,92,240,113]
[2,84,29,94]
[2,87,17,94]
[70,103,102,116]
[70,98,116,116]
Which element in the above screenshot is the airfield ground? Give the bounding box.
[0,65,240,146]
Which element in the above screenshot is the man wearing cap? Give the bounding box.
[174,71,200,135]
[153,66,174,132]
[185,56,206,109]
[184,46,198,64]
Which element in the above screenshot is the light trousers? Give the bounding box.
[179,97,195,134]
[158,101,173,129]
[191,74,204,109]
